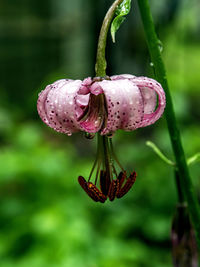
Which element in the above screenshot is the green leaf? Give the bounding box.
[187,152,200,166]
[146,141,175,167]
[111,0,132,43]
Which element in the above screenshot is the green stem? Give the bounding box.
[174,170,185,204]
[137,0,200,248]
[95,0,124,77]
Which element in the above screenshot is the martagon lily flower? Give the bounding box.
[37,74,166,202]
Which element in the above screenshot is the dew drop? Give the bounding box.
[85,132,95,139]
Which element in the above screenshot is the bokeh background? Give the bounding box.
[0,0,200,266]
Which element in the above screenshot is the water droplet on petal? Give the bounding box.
[85,132,95,139]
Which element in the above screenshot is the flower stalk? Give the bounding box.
[137,0,200,249]
[95,0,124,190]
[95,0,124,77]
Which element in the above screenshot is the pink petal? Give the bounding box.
[140,87,157,114]
[90,83,104,95]
[37,79,66,129]
[82,77,93,86]
[54,80,83,133]
[78,85,90,95]
[78,94,105,133]
[44,79,69,133]
[97,79,144,135]
[75,78,105,133]
[37,79,83,135]
[111,74,136,80]
[76,94,90,107]
[80,119,101,133]
[77,77,93,94]
[75,94,90,119]
[133,77,166,127]
[37,84,52,126]
[111,75,157,114]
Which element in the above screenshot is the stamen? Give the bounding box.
[78,176,107,203]
[78,176,99,202]
[78,134,137,202]
[108,179,119,201]
[95,158,101,185]
[115,171,126,197]
[110,160,118,178]
[117,171,137,198]
[88,156,98,182]
[100,170,111,196]
[78,176,88,191]
[87,182,107,203]
[109,139,125,172]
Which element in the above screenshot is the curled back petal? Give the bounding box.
[78,77,93,94]
[37,79,83,135]
[44,79,70,133]
[37,79,66,130]
[98,79,144,134]
[139,86,157,114]
[75,93,90,121]
[132,77,166,127]
[37,84,52,127]
[77,94,106,133]
[75,79,106,133]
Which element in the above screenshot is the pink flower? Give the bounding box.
[37,74,166,136]
[37,74,166,202]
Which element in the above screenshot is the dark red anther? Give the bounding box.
[87,182,107,203]
[78,176,100,202]
[117,171,137,198]
[108,179,119,201]
[100,170,111,196]
[78,171,136,202]
[78,176,88,191]
[116,171,126,195]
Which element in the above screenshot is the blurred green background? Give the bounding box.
[0,0,199,266]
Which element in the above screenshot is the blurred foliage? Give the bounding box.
[0,0,199,266]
